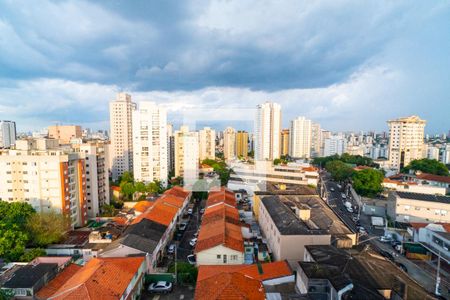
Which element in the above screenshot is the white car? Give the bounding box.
[346,207,354,213]
[341,193,346,199]
[167,244,176,254]
[187,254,196,265]
[148,281,173,293]
[358,227,367,234]
[189,238,197,247]
[330,187,335,192]
[187,208,193,215]
[200,208,205,214]
[380,235,392,243]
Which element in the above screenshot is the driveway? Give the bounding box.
[142,284,195,300]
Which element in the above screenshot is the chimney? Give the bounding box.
[298,204,311,221]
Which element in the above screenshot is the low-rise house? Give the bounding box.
[195,261,293,300]
[36,264,82,300]
[40,257,146,300]
[383,178,447,195]
[1,263,58,299]
[414,223,450,264]
[403,171,450,192]
[387,191,450,223]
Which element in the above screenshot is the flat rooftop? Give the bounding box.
[256,182,317,196]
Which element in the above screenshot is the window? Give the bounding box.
[217,254,221,259]
[223,254,227,263]
[231,255,238,261]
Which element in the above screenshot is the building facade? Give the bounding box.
[199,127,216,161]
[174,126,199,185]
[388,115,426,170]
[289,117,312,159]
[310,123,322,158]
[280,129,290,157]
[323,135,346,157]
[48,125,82,144]
[236,131,249,159]
[223,127,236,160]
[0,120,16,148]
[109,93,136,181]
[0,139,87,227]
[255,102,281,161]
[132,101,168,186]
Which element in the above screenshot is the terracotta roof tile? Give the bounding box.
[164,186,191,199]
[36,264,82,299]
[48,257,144,300]
[203,203,240,225]
[416,173,450,184]
[195,219,244,253]
[133,201,154,213]
[132,200,178,226]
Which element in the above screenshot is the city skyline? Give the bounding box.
[0,1,449,133]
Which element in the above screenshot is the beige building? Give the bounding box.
[73,141,110,218]
[223,127,236,160]
[199,127,216,161]
[174,126,199,185]
[0,138,88,227]
[280,129,289,157]
[48,125,82,144]
[310,123,321,158]
[289,117,312,159]
[109,93,136,181]
[235,131,248,159]
[388,115,426,170]
[255,102,282,161]
[387,191,450,223]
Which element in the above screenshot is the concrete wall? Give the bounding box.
[196,244,244,265]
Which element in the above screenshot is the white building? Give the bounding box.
[109,93,136,181]
[174,126,199,186]
[0,120,16,148]
[223,127,236,160]
[199,127,216,161]
[255,102,281,161]
[289,117,312,159]
[388,115,426,170]
[426,145,440,160]
[310,123,322,158]
[132,102,168,186]
[323,135,346,157]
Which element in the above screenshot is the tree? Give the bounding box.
[0,224,29,261]
[26,212,68,247]
[134,181,147,193]
[0,289,14,300]
[120,181,135,200]
[146,181,161,194]
[402,158,449,176]
[168,262,198,284]
[19,248,46,262]
[0,202,35,228]
[352,168,384,198]
[325,160,354,182]
[120,171,134,183]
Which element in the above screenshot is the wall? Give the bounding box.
[196,245,244,265]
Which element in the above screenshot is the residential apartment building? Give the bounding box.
[48,125,82,144]
[109,92,136,181]
[174,126,199,185]
[73,141,110,218]
[223,127,236,160]
[0,120,16,148]
[388,115,426,170]
[387,191,450,223]
[310,123,321,158]
[255,102,281,161]
[167,124,175,174]
[236,130,249,159]
[289,117,312,159]
[199,127,216,161]
[280,129,289,156]
[323,135,346,157]
[132,101,168,186]
[0,138,87,227]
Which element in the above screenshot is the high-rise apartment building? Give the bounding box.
[0,138,87,228]
[74,141,110,218]
[174,126,199,184]
[323,135,347,157]
[0,120,16,148]
[167,124,175,174]
[289,117,312,159]
[223,127,236,160]
[236,131,249,159]
[280,129,289,157]
[388,116,426,170]
[132,102,168,187]
[48,125,82,144]
[255,102,281,161]
[199,127,216,161]
[109,93,136,181]
[311,123,322,158]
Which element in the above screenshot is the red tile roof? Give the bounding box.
[416,173,450,184]
[47,257,145,300]
[206,190,236,208]
[195,218,244,253]
[195,272,265,300]
[196,261,292,282]
[132,200,178,226]
[36,264,82,299]
[164,186,191,199]
[202,203,240,225]
[133,201,154,213]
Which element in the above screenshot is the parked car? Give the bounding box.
[167,244,176,254]
[330,187,335,192]
[341,193,346,199]
[200,208,205,214]
[179,222,188,231]
[352,216,358,222]
[396,262,408,273]
[193,230,199,238]
[189,238,197,247]
[380,236,393,243]
[148,281,173,294]
[391,240,401,248]
[187,254,196,265]
[358,226,366,234]
[187,208,193,215]
[346,207,354,213]
[355,220,361,227]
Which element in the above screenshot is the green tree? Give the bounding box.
[402,158,449,176]
[0,202,35,228]
[120,171,134,183]
[0,289,14,300]
[19,248,46,262]
[325,160,354,182]
[134,181,147,193]
[120,181,136,200]
[168,262,198,284]
[101,204,116,217]
[26,212,68,247]
[0,224,29,261]
[352,168,384,197]
[146,181,161,194]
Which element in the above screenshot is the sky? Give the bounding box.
[0,0,449,133]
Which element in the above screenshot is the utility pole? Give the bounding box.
[174,245,178,285]
[435,251,441,295]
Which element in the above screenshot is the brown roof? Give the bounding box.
[206,190,236,208]
[133,201,154,213]
[47,257,144,300]
[416,173,450,184]
[195,272,265,300]
[202,203,240,225]
[36,264,82,299]
[195,219,244,253]
[132,200,178,226]
[164,186,191,199]
[196,261,292,282]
